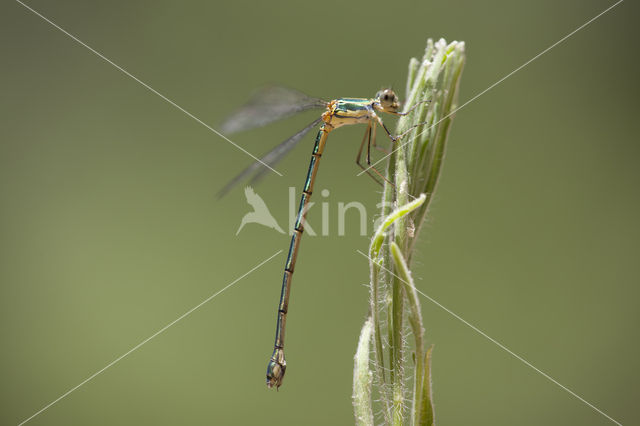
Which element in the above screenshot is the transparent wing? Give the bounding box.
[217,117,324,198]
[220,86,327,134]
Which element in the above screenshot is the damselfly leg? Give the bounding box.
[356,121,392,187]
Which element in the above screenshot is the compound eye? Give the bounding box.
[384,88,398,104]
[376,89,398,110]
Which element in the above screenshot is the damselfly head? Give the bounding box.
[375,88,400,113]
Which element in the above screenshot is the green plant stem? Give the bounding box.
[353,317,374,426]
[353,38,465,426]
[369,194,426,423]
[390,242,433,426]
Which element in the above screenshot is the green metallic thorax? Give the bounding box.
[335,98,371,110]
[328,98,375,129]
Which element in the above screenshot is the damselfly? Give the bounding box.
[219,86,425,389]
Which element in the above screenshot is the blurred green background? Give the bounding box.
[2,0,638,425]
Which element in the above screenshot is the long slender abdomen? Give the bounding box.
[266,124,330,388]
